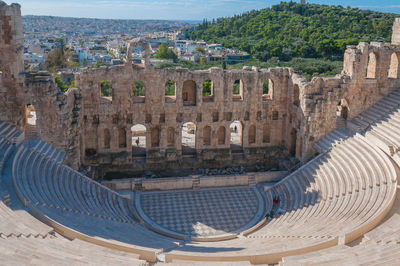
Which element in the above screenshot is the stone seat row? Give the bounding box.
[161,134,397,264]
[281,213,400,265]
[11,139,181,262]
[313,128,349,153]
[0,123,162,264]
[13,145,136,224]
[248,134,396,238]
[31,139,65,163]
[0,126,55,238]
[0,235,147,266]
[347,88,400,133]
[277,88,400,265]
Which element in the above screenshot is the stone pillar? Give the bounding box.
[392,18,400,45]
[0,2,25,127]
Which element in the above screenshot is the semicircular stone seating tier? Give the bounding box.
[279,88,400,265]
[4,87,400,265]
[0,122,147,265]
[11,137,183,263]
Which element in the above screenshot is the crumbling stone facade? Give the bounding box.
[75,61,291,175]
[1,1,400,177]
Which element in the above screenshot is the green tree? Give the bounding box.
[188,2,396,60]
[55,74,69,92]
[195,46,206,54]
[155,43,178,61]
[199,57,207,65]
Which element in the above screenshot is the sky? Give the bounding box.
[8,0,400,20]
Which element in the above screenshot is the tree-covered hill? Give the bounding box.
[189,1,398,61]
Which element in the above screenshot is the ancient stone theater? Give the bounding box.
[1,1,400,265]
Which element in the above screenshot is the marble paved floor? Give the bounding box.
[138,187,263,237]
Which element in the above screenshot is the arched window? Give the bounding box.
[230,121,243,151]
[100,80,112,97]
[262,79,274,100]
[248,125,256,144]
[182,122,196,154]
[119,128,126,148]
[182,80,196,106]
[388,52,400,79]
[366,52,378,79]
[131,124,146,156]
[217,126,226,145]
[104,128,111,149]
[263,124,270,143]
[165,80,176,96]
[26,104,37,126]
[132,80,145,96]
[167,127,175,147]
[151,126,160,148]
[233,79,243,101]
[203,126,211,146]
[202,80,214,102]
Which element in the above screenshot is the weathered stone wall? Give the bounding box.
[102,171,287,192]
[0,2,25,128]
[297,42,400,159]
[24,72,82,168]
[75,64,292,175]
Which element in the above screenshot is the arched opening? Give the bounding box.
[289,128,297,157]
[151,126,160,148]
[167,127,175,147]
[104,128,111,149]
[366,52,378,79]
[336,99,349,128]
[202,80,214,102]
[336,99,349,120]
[262,79,273,101]
[26,104,37,126]
[233,79,243,101]
[388,52,400,79]
[132,80,145,103]
[230,121,243,152]
[293,84,300,107]
[203,126,211,146]
[263,124,270,143]
[248,125,256,144]
[118,128,126,148]
[217,126,226,145]
[182,122,196,154]
[100,80,112,98]
[132,80,145,96]
[131,124,146,156]
[165,80,176,103]
[340,106,349,120]
[182,80,196,106]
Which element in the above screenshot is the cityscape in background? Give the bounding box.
[23,15,250,79]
